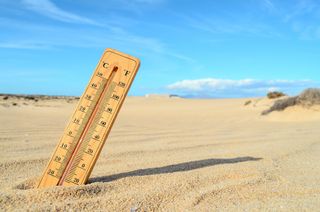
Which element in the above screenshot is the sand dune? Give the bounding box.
[0,96,320,211]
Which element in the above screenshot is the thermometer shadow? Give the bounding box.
[89,156,262,183]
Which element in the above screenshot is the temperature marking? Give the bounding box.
[38,48,140,188]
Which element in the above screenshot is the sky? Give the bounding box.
[0,0,319,98]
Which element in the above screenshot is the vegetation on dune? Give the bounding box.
[298,88,320,106]
[262,88,320,115]
[244,100,252,106]
[267,91,286,99]
[261,96,298,115]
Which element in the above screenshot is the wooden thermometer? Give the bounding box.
[38,48,140,188]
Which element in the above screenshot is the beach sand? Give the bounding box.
[0,95,320,211]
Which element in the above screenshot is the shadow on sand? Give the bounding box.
[89,156,262,183]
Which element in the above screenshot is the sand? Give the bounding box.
[0,95,320,211]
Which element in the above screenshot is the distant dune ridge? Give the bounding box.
[262,88,320,115]
[145,94,181,98]
[0,94,79,107]
[0,94,79,101]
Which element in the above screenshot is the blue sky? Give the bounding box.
[0,0,319,98]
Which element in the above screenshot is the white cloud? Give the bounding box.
[168,78,255,91]
[180,13,281,38]
[0,16,192,63]
[261,0,275,11]
[22,0,99,25]
[277,0,320,40]
[129,0,163,3]
[167,78,315,97]
[283,0,317,22]
[102,0,165,14]
[0,41,51,49]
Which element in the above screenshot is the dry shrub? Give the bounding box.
[267,91,286,99]
[262,88,320,115]
[244,100,252,106]
[261,96,298,115]
[297,88,320,106]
